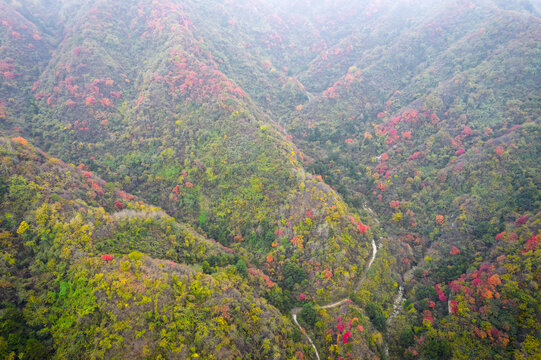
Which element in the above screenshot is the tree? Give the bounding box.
[366,303,386,331]
[283,262,306,290]
[399,327,414,348]
[101,254,113,262]
[300,302,316,327]
[423,338,452,360]
[235,258,248,277]
[201,261,212,274]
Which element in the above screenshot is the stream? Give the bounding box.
[387,286,405,325]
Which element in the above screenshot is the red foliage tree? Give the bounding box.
[450,246,460,255]
[357,222,369,234]
[521,234,540,255]
[515,215,528,225]
[389,200,400,209]
[462,126,472,136]
[436,284,447,302]
[11,137,28,145]
[449,300,458,315]
[85,96,97,106]
[101,254,113,262]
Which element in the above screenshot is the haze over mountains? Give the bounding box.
[0,0,539,359]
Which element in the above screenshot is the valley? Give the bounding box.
[0,0,539,359]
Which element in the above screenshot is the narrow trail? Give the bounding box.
[291,235,379,359]
[292,310,321,360]
[357,239,378,287]
[275,103,389,359]
[321,298,351,310]
[368,239,377,269]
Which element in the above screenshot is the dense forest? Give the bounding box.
[0,0,539,359]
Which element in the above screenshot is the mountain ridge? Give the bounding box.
[0,0,539,359]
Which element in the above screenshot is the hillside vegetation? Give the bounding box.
[0,0,539,359]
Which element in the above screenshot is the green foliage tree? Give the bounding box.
[300,302,317,327]
[282,261,307,290]
[235,258,248,277]
[423,338,452,360]
[366,303,387,332]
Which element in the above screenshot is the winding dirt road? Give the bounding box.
[292,309,321,360]
[291,238,378,359]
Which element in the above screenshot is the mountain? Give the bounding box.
[0,0,539,359]
[0,137,308,359]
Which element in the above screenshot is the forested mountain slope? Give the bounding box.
[2,0,381,301]
[0,137,308,359]
[0,0,539,359]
